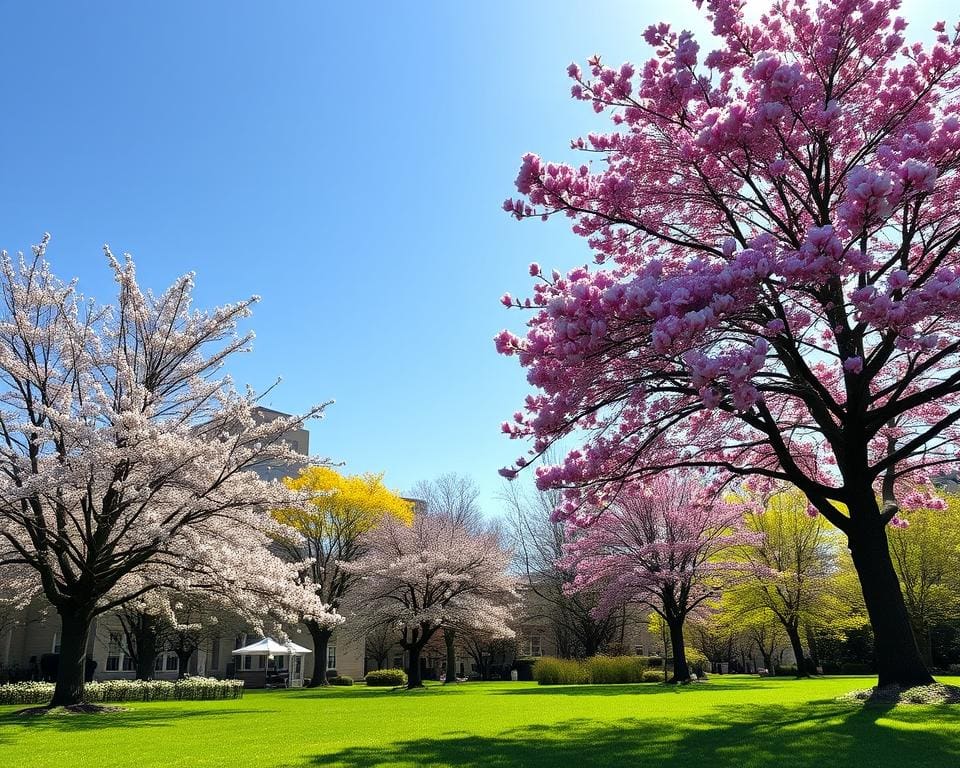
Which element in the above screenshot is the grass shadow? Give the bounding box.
[0,705,276,742]
[492,679,772,696]
[305,699,960,768]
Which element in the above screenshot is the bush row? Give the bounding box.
[534,655,654,685]
[329,676,353,686]
[533,651,711,685]
[364,668,407,687]
[0,677,244,706]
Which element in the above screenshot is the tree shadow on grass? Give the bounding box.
[493,680,773,696]
[305,700,960,768]
[0,706,275,743]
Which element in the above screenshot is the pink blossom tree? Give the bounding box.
[0,237,341,708]
[562,475,756,682]
[341,512,520,689]
[498,0,960,687]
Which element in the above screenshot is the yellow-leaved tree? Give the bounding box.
[728,489,854,676]
[274,467,413,686]
[888,491,960,666]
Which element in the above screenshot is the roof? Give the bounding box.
[231,637,312,655]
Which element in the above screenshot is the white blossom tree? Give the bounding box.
[342,512,520,689]
[0,237,341,708]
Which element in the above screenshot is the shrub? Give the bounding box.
[0,677,244,706]
[642,670,665,682]
[684,647,709,677]
[533,657,589,685]
[586,655,648,684]
[775,665,799,676]
[329,676,353,686]
[534,656,653,685]
[365,668,407,687]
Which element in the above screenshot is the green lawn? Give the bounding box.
[2,675,958,767]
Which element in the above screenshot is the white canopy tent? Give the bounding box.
[232,637,312,688]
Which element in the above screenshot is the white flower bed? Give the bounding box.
[0,677,244,706]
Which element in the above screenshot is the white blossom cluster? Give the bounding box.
[0,237,342,637]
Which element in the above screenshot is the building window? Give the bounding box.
[523,634,543,657]
[634,645,645,657]
[106,632,128,672]
[242,655,253,671]
[327,645,336,670]
[52,632,61,654]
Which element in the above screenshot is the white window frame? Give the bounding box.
[106,631,129,672]
[524,634,543,657]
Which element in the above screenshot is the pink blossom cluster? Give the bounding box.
[497,0,960,535]
[562,475,760,620]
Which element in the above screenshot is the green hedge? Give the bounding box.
[329,676,353,686]
[0,677,244,706]
[533,657,590,685]
[588,655,649,684]
[533,656,652,685]
[364,668,407,687]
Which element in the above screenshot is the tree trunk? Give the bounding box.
[176,650,193,680]
[667,618,690,683]
[761,652,772,675]
[848,520,934,688]
[306,623,332,688]
[50,607,93,707]
[407,643,425,689]
[784,623,809,677]
[443,628,457,684]
[805,626,821,671]
[134,624,158,681]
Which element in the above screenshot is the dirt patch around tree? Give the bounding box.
[15,703,129,717]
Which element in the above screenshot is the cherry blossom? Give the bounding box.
[498,0,960,687]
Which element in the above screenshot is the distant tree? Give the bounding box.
[0,239,340,707]
[342,512,520,689]
[888,491,960,665]
[410,473,483,527]
[730,489,846,675]
[460,626,518,681]
[116,598,165,681]
[364,624,399,673]
[409,474,485,683]
[502,479,624,658]
[160,597,226,680]
[564,475,757,682]
[273,467,413,686]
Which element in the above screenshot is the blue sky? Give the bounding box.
[0,1,943,514]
